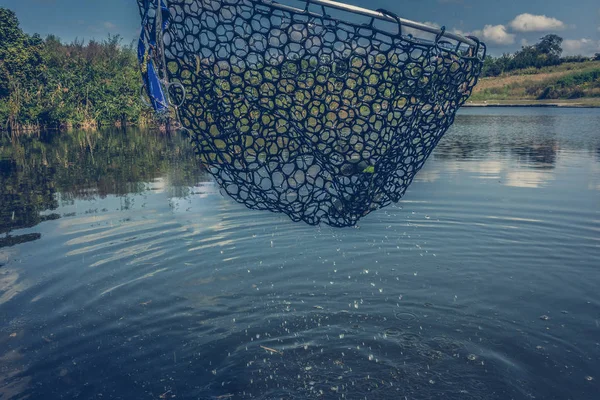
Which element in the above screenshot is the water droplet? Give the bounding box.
[467,354,478,361]
[585,376,594,381]
[539,315,550,321]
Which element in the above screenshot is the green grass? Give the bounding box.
[471,61,600,105]
[501,61,600,76]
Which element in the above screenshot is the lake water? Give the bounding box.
[1,107,599,399]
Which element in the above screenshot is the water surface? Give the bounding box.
[1,108,599,399]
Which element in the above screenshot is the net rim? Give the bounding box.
[260,0,485,57]
[138,1,486,62]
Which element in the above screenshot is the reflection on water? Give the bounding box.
[432,108,600,190]
[0,129,206,247]
[1,108,599,399]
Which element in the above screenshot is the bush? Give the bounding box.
[567,88,585,99]
[537,86,556,100]
[561,55,590,63]
[556,69,600,88]
[1,7,150,132]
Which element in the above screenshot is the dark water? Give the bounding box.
[1,108,599,399]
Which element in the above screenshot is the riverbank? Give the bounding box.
[465,98,600,108]
[471,60,600,108]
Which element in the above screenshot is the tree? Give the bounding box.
[0,8,21,50]
[535,34,563,59]
[1,8,46,130]
[594,53,600,61]
[481,56,502,77]
[1,8,151,133]
[0,8,21,97]
[510,45,539,70]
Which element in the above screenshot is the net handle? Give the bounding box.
[279,0,478,48]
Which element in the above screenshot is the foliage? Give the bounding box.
[561,55,590,64]
[534,34,563,59]
[536,69,600,99]
[481,34,597,78]
[0,8,152,134]
[471,61,600,102]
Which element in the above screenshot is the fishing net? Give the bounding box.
[137,0,485,226]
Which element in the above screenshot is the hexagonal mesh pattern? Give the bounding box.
[139,0,484,226]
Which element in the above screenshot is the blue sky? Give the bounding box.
[3,0,600,56]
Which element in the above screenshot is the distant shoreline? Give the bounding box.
[469,60,600,109]
[465,100,600,109]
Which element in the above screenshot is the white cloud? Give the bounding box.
[103,21,117,30]
[476,25,516,45]
[509,13,565,32]
[562,38,600,56]
[452,25,515,45]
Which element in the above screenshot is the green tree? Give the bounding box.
[1,7,152,134]
[481,56,502,77]
[0,8,46,131]
[535,34,563,59]
[0,8,21,52]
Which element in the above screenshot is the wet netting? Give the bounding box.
[137,0,485,227]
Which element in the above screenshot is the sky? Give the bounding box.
[2,0,600,56]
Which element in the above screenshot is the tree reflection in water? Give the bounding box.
[0,129,202,247]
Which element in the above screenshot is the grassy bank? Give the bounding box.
[470,61,600,107]
[1,8,158,136]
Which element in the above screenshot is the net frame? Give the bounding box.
[137,0,486,226]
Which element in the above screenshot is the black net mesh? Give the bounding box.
[138,0,485,227]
